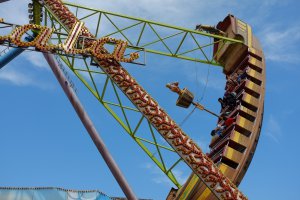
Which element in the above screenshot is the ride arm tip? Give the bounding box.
[166,82,181,95]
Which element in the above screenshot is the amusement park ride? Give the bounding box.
[0,0,265,199]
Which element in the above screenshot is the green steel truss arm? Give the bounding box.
[48,1,242,66]
[44,9,184,187]
[41,2,241,188]
[60,56,183,187]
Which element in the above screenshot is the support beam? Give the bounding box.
[43,1,247,199]
[43,53,138,200]
[0,47,24,69]
[0,37,33,69]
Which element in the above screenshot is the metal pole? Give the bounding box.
[0,47,22,69]
[0,37,33,69]
[0,47,25,69]
[192,102,220,118]
[43,53,138,200]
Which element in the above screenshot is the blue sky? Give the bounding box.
[1,0,300,200]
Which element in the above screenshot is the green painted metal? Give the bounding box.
[103,13,134,46]
[134,136,175,152]
[104,21,143,38]
[32,0,42,25]
[132,116,144,136]
[111,82,134,134]
[52,1,243,66]
[41,2,242,188]
[166,158,182,174]
[55,40,183,188]
[95,13,102,38]
[149,122,167,171]
[63,1,242,43]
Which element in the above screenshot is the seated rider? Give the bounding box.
[237,68,248,83]
[211,123,225,137]
[225,80,236,93]
[224,116,235,127]
[218,97,226,110]
[211,116,236,137]
[224,92,239,111]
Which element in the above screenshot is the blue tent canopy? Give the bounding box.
[0,187,112,200]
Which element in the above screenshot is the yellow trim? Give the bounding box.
[178,174,199,200]
[249,57,258,66]
[244,93,254,103]
[238,115,255,133]
[226,147,234,159]
[241,106,257,118]
[247,25,252,47]
[237,20,247,31]
[192,164,229,200]
[197,188,211,200]
[238,116,246,126]
[249,47,263,59]
[247,81,254,90]
[219,163,227,173]
[233,131,240,143]
[183,163,229,200]
[248,69,259,79]
[249,47,257,55]
[246,80,260,95]
[237,20,247,27]
[248,69,255,77]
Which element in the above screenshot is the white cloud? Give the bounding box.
[264,115,282,143]
[0,69,53,89]
[22,51,49,70]
[69,0,289,36]
[6,0,296,69]
[74,0,227,27]
[199,75,224,91]
[0,1,50,70]
[0,0,29,25]
[72,0,300,67]
[0,69,34,86]
[142,162,188,186]
[152,169,187,186]
[181,64,225,92]
[259,25,300,64]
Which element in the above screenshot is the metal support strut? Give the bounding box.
[43,53,138,200]
[166,82,219,118]
[0,37,33,69]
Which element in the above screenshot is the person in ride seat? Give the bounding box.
[227,91,236,104]
[211,116,236,137]
[224,116,235,127]
[225,79,236,93]
[237,68,248,83]
[218,91,239,114]
[223,92,238,110]
[226,68,249,88]
[226,71,240,88]
[211,123,225,137]
[220,111,231,119]
[218,97,226,110]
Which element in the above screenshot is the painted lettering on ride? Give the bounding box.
[0,22,139,62]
